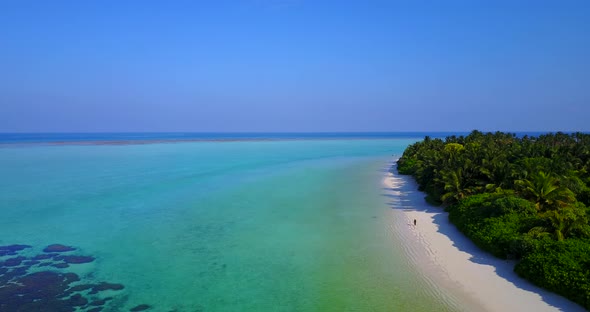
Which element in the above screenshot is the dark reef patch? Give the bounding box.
[43,244,76,253]
[130,304,151,311]
[57,255,95,264]
[33,253,56,260]
[1,256,27,267]
[0,244,31,256]
[89,282,125,294]
[70,284,94,292]
[0,243,136,312]
[24,260,40,266]
[52,262,70,269]
[89,296,112,306]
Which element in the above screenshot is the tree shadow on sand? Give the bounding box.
[380,161,585,312]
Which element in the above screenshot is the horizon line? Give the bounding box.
[2,130,588,134]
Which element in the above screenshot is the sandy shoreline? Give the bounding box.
[383,163,586,312]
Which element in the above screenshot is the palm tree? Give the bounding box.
[481,159,514,191]
[439,167,472,204]
[515,171,575,212]
[542,205,588,241]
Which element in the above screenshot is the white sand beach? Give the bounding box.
[383,163,586,312]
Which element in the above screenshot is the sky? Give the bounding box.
[1,0,589,132]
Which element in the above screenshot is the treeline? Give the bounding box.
[397,130,590,309]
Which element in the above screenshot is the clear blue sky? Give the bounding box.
[1,0,589,132]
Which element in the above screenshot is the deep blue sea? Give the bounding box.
[0,131,563,146]
[0,132,465,144]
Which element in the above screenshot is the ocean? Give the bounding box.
[0,132,462,145]
[0,134,463,311]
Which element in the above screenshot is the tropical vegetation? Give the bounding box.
[397,131,590,309]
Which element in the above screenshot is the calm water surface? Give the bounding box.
[0,139,461,311]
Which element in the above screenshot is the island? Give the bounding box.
[396,130,590,309]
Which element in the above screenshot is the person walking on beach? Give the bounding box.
[414,219,417,226]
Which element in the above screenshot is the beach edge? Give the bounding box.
[383,160,587,312]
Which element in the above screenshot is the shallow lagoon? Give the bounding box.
[0,139,462,311]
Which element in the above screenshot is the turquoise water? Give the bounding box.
[0,139,460,311]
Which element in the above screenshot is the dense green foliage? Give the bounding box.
[397,131,590,309]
